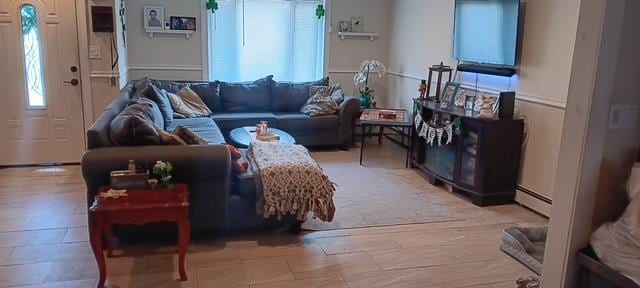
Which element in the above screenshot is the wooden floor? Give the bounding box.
[0,144,547,288]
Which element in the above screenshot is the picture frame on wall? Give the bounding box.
[338,20,352,32]
[170,16,197,31]
[143,5,164,32]
[351,17,364,32]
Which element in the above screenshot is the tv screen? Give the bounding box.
[453,0,520,67]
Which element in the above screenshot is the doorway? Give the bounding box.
[0,0,85,166]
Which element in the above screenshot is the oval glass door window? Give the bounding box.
[20,4,46,108]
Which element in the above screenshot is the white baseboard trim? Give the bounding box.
[128,64,204,71]
[329,68,567,109]
[516,189,552,217]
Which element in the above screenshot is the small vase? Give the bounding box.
[160,175,172,188]
[360,95,372,109]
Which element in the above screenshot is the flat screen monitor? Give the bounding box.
[453,0,520,67]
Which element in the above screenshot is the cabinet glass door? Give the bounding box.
[423,125,458,181]
[459,126,479,187]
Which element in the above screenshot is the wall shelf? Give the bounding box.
[337,32,378,41]
[147,30,194,39]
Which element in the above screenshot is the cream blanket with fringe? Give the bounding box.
[247,141,336,222]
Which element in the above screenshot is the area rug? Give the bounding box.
[302,149,460,230]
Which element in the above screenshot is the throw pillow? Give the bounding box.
[190,82,221,112]
[220,76,274,112]
[155,126,188,145]
[309,83,344,105]
[270,77,329,112]
[136,83,174,127]
[300,88,340,117]
[165,87,213,119]
[128,95,164,130]
[173,125,208,145]
[109,102,163,146]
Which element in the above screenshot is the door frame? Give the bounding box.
[541,0,631,286]
[75,0,93,148]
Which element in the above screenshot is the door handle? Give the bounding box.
[64,79,79,86]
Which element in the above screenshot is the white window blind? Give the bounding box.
[208,0,325,82]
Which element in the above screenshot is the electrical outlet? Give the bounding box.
[89,45,101,59]
[609,104,638,129]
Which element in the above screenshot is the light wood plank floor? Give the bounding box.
[0,141,547,287]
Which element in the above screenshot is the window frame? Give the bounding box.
[203,0,330,82]
[19,3,48,110]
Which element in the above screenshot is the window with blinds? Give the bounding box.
[208,0,326,82]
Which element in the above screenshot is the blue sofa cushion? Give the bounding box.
[210,112,278,131]
[167,118,226,145]
[220,76,274,112]
[270,77,329,112]
[275,113,339,130]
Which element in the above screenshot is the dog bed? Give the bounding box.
[500,226,548,275]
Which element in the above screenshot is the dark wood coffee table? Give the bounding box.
[229,126,296,148]
[89,184,190,288]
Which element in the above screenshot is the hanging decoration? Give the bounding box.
[426,126,436,146]
[418,123,428,139]
[414,113,423,131]
[315,4,325,19]
[205,0,219,13]
[415,119,457,146]
[444,125,453,145]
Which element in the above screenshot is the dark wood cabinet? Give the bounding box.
[411,98,524,206]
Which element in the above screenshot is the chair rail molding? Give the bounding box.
[128,64,204,71]
[331,68,567,109]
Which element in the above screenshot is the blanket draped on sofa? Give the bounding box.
[247,141,336,222]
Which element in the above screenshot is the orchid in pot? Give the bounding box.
[153,161,173,188]
[354,59,386,109]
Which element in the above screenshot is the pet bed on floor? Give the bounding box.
[500,226,548,275]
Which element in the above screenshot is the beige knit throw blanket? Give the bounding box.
[247,141,336,222]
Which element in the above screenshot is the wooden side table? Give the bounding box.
[89,184,190,288]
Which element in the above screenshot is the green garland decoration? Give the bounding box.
[315,4,325,19]
[206,0,219,13]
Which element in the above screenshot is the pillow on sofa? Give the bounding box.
[190,82,221,112]
[300,87,340,117]
[109,100,163,146]
[271,77,329,112]
[310,83,344,104]
[220,76,274,112]
[173,125,208,145]
[165,87,213,118]
[128,96,165,130]
[135,83,174,127]
[155,126,188,145]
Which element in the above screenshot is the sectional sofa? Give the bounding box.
[82,76,360,232]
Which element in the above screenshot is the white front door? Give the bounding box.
[0,0,85,165]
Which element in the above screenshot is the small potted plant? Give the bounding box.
[354,59,386,109]
[153,161,173,188]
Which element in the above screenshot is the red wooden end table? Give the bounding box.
[89,184,190,288]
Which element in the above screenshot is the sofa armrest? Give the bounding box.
[338,95,361,148]
[81,145,232,231]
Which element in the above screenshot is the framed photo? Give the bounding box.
[338,20,352,32]
[170,16,197,31]
[351,17,364,32]
[143,5,164,32]
[440,82,460,109]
